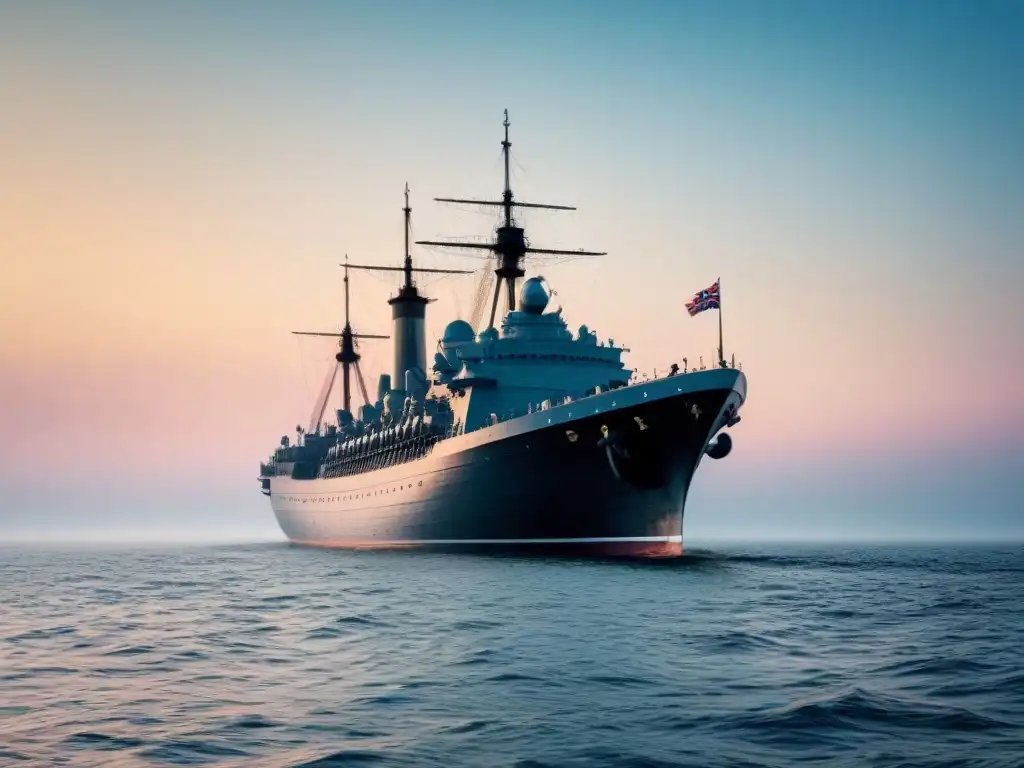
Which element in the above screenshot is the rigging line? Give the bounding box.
[508,151,521,191]
[511,149,527,177]
[437,200,504,217]
[314,270,340,339]
[294,334,313,401]
[414,213,447,284]
[408,216,426,274]
[417,243,493,260]
[452,286,463,321]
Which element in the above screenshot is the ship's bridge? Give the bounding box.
[433,277,630,431]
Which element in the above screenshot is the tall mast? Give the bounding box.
[502,110,512,229]
[416,109,606,329]
[346,184,472,394]
[292,254,389,419]
[344,256,351,327]
[403,181,413,290]
[338,255,359,413]
[341,258,353,410]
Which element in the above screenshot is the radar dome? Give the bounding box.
[477,327,499,342]
[442,319,475,344]
[519,277,550,314]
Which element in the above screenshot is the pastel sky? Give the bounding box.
[1,0,1021,542]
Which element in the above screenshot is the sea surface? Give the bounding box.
[1,543,1022,767]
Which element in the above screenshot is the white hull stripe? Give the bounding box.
[291,536,683,545]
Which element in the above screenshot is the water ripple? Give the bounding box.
[0,543,1021,766]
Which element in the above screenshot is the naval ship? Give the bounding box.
[258,111,746,557]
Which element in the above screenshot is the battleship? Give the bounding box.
[259,111,747,557]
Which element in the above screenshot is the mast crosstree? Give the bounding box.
[416,109,606,329]
[348,184,473,289]
[346,184,472,394]
[292,256,389,429]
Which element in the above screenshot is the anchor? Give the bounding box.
[597,421,664,489]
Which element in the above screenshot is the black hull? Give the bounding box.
[268,372,744,557]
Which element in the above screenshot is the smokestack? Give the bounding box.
[389,291,427,395]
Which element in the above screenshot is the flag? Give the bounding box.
[685,279,720,317]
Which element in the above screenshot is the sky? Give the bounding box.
[1,0,1021,543]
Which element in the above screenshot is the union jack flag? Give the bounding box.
[685,279,720,317]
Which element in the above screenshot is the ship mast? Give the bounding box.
[292,255,389,428]
[347,184,472,394]
[416,109,606,329]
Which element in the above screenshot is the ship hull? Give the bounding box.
[267,369,745,557]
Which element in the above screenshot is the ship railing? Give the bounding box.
[509,357,745,417]
[627,356,742,385]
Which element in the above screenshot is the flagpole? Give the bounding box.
[717,276,725,367]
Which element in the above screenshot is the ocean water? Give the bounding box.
[1,544,1022,767]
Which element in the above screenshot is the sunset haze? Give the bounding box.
[1,0,1021,542]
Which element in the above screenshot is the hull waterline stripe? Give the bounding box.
[287,535,683,545]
